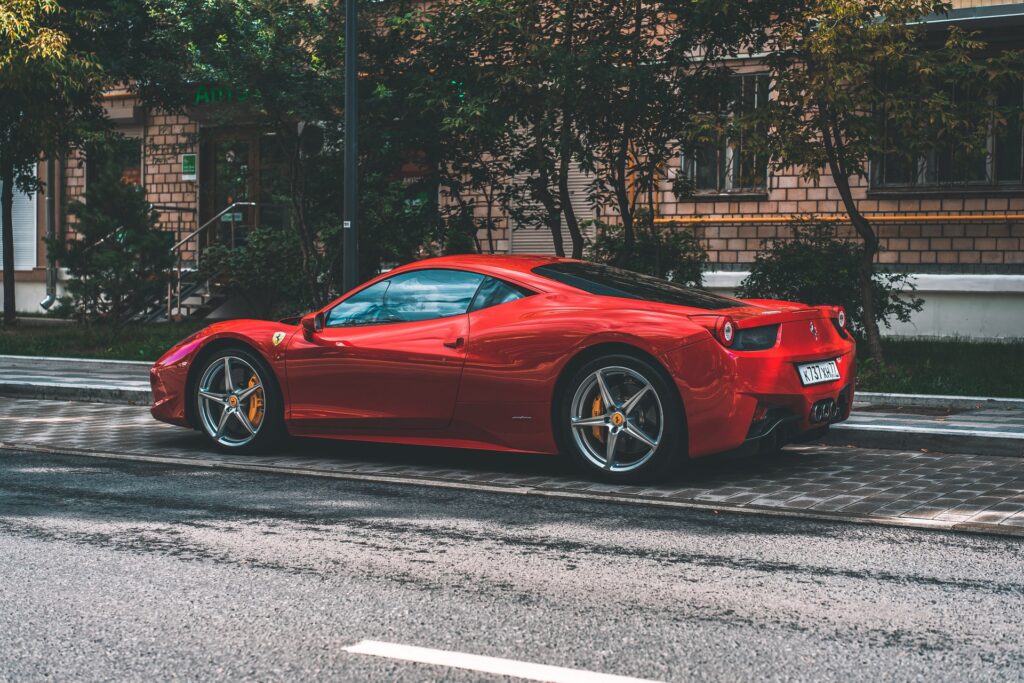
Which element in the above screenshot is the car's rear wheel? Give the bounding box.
[194,347,283,452]
[557,353,684,483]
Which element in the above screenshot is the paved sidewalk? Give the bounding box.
[1,354,1023,456]
[2,397,1024,537]
[0,355,151,404]
[827,405,1024,457]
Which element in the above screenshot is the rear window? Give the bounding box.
[533,262,740,310]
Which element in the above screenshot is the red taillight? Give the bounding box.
[715,316,736,347]
[836,306,847,328]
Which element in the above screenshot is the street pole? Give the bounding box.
[342,0,359,292]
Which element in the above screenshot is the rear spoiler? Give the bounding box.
[690,305,847,346]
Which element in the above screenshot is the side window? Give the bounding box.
[469,276,532,313]
[326,269,484,327]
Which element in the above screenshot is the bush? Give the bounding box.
[587,213,708,286]
[737,222,923,339]
[47,155,174,326]
[201,224,311,320]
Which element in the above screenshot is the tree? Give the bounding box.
[155,0,439,303]
[165,0,344,303]
[754,0,1023,363]
[738,221,922,339]
[413,0,593,258]
[46,150,174,326]
[0,0,104,325]
[422,0,786,262]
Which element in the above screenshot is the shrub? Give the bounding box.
[737,222,923,339]
[587,213,708,286]
[201,224,311,320]
[47,155,174,326]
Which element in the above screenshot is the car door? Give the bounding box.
[285,268,485,434]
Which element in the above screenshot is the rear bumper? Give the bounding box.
[662,336,856,459]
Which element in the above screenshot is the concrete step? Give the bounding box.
[0,355,152,406]
[823,410,1024,458]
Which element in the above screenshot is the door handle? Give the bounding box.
[443,337,465,349]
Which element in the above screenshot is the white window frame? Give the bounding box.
[0,183,38,271]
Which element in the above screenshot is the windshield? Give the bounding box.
[533,262,741,310]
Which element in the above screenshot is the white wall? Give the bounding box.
[0,280,67,315]
[705,271,1024,340]
[6,268,1022,339]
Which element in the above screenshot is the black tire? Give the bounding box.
[555,353,685,483]
[192,346,285,453]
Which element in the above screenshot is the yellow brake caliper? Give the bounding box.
[247,375,265,427]
[591,396,605,443]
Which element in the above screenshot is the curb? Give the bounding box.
[0,354,152,366]
[2,442,1021,540]
[0,382,151,406]
[823,422,1024,458]
[855,391,1024,411]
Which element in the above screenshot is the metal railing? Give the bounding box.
[166,202,256,320]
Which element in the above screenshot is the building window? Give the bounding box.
[873,81,1024,189]
[86,135,143,187]
[683,73,770,194]
[0,183,38,271]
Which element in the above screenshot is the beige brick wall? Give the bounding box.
[949,0,1020,8]
[144,110,199,261]
[63,99,198,261]
[649,159,1024,270]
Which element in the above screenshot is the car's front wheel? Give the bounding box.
[558,354,684,483]
[193,348,283,452]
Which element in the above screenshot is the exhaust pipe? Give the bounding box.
[810,399,837,424]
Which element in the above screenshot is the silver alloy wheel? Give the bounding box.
[196,355,266,448]
[569,365,664,473]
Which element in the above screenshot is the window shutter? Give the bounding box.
[0,184,38,271]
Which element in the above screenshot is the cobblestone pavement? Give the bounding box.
[2,397,1023,537]
[2,354,1023,455]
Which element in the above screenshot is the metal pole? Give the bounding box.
[342,0,359,292]
[40,157,57,310]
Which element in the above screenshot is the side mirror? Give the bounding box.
[300,312,325,341]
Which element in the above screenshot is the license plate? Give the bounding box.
[797,359,841,386]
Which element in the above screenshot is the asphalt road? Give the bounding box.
[1,449,1023,682]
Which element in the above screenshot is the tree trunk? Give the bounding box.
[543,195,565,257]
[286,137,322,305]
[1,161,16,326]
[557,0,584,260]
[612,135,634,267]
[858,238,885,362]
[533,169,565,257]
[819,117,885,363]
[558,151,583,259]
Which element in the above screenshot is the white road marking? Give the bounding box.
[342,640,664,683]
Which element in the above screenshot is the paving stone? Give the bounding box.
[2,397,1024,536]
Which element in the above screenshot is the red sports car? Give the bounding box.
[151,255,855,482]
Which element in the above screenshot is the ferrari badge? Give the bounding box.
[272,331,286,346]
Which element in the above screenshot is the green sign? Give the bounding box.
[181,154,197,181]
[193,85,251,106]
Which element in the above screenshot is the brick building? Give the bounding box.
[2,0,1022,336]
